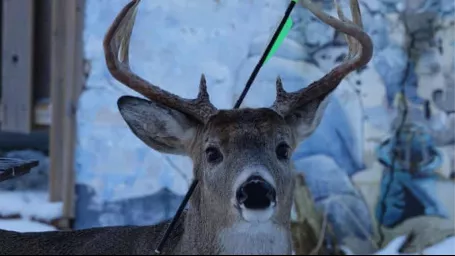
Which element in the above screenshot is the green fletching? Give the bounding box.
[264,17,293,63]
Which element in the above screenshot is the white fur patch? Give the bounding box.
[239,204,276,223]
[231,165,277,223]
[232,165,276,194]
[218,222,290,255]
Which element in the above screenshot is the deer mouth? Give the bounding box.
[235,175,277,223]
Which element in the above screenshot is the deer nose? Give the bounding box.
[236,175,276,210]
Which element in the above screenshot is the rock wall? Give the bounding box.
[77,0,454,251]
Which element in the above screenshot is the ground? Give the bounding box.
[0,190,62,232]
[0,219,56,232]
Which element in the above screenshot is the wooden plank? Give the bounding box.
[0,100,51,126]
[1,0,35,133]
[0,158,39,182]
[48,0,67,202]
[61,0,76,222]
[61,0,85,221]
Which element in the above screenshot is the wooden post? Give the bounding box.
[1,0,35,133]
[48,0,85,228]
[48,0,67,202]
[61,0,85,223]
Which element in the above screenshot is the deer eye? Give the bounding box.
[276,143,290,161]
[205,147,223,164]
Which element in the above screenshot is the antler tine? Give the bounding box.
[103,0,217,123]
[272,0,373,116]
[335,0,363,59]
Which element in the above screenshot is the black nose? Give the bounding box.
[236,175,276,210]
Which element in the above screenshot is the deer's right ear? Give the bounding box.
[284,94,330,143]
[117,96,198,155]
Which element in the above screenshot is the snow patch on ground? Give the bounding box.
[374,235,455,255]
[0,219,57,232]
[341,235,455,255]
[0,191,63,221]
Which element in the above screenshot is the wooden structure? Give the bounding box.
[0,157,39,182]
[0,0,85,229]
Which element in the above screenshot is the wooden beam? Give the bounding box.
[48,0,67,202]
[47,0,85,226]
[61,0,85,221]
[1,0,35,133]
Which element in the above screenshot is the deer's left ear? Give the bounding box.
[117,95,198,155]
[284,94,331,142]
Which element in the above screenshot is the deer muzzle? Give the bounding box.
[236,175,277,210]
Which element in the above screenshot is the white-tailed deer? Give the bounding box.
[0,0,374,254]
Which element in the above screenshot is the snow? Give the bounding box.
[423,236,455,255]
[0,191,63,221]
[0,191,62,233]
[0,219,57,232]
[341,235,455,255]
[374,235,455,255]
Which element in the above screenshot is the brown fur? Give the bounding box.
[176,109,296,254]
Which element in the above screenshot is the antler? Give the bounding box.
[103,0,217,123]
[272,0,373,116]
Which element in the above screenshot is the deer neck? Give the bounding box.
[176,186,293,255]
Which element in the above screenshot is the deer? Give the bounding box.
[0,0,374,254]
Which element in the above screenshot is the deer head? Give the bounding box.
[104,0,372,254]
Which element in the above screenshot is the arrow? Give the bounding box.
[234,0,297,108]
[264,0,297,63]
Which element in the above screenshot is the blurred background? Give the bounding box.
[0,0,453,252]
